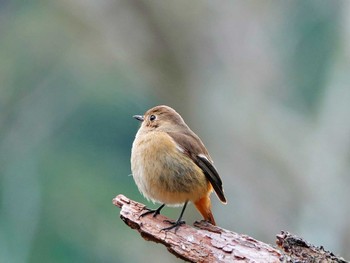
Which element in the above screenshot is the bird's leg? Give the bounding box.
[140,203,165,218]
[162,201,188,231]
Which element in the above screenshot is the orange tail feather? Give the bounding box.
[194,196,216,225]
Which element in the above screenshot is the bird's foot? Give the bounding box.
[162,219,185,231]
[140,204,165,218]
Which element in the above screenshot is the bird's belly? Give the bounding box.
[131,132,210,205]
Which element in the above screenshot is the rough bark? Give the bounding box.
[276,231,348,263]
[113,194,348,263]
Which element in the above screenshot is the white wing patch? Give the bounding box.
[175,143,185,153]
[198,153,209,161]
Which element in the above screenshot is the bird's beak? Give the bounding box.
[133,115,144,122]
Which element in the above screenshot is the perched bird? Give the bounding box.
[131,105,226,230]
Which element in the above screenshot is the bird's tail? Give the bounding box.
[194,196,216,225]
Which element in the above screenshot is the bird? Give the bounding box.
[131,105,226,230]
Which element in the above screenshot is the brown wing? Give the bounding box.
[195,154,227,203]
[167,131,227,204]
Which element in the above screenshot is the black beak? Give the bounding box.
[133,115,144,122]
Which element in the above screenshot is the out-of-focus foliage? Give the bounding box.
[0,1,349,262]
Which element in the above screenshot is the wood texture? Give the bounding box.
[276,231,348,263]
[113,195,348,263]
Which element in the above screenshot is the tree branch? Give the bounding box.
[113,194,348,263]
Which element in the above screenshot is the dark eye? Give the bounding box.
[149,115,156,121]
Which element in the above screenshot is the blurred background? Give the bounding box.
[1,1,349,262]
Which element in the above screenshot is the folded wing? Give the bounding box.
[167,131,227,204]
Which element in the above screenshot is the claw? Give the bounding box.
[139,204,165,218]
[162,219,185,232]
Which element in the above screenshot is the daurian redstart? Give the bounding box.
[131,105,226,230]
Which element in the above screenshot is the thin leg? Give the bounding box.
[140,204,165,218]
[162,201,188,231]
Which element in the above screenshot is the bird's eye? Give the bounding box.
[149,115,156,121]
